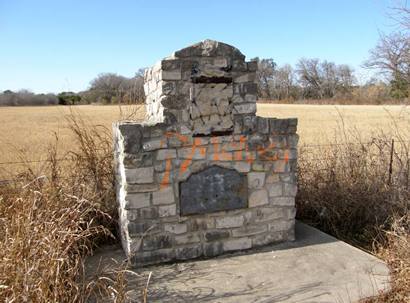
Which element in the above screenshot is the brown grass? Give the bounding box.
[1,104,409,177]
[0,104,409,302]
[0,113,135,302]
[297,113,410,302]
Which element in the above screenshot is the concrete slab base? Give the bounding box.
[85,222,390,302]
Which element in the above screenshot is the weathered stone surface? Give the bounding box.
[270,197,295,206]
[283,183,298,197]
[125,167,154,184]
[142,138,166,151]
[249,189,269,207]
[234,103,257,114]
[156,149,177,160]
[142,234,173,251]
[164,223,187,234]
[269,220,294,232]
[247,172,266,189]
[232,224,268,237]
[124,193,151,209]
[204,230,230,241]
[267,183,282,197]
[215,215,244,229]
[203,241,224,257]
[114,40,299,266]
[233,161,251,173]
[180,166,248,215]
[117,123,142,154]
[174,233,201,245]
[223,238,252,251]
[158,204,177,217]
[152,187,175,205]
[176,245,203,260]
[177,146,207,159]
[127,183,159,193]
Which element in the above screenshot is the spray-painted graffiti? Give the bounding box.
[158,132,290,188]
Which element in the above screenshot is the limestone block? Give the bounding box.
[253,207,284,222]
[266,173,280,184]
[257,117,269,134]
[247,172,266,189]
[213,57,228,67]
[215,215,244,229]
[164,223,188,234]
[223,238,252,251]
[143,234,173,251]
[267,183,283,197]
[158,204,177,217]
[160,70,182,81]
[156,149,177,160]
[270,197,294,207]
[127,183,159,193]
[137,207,159,219]
[176,245,203,260]
[161,59,181,71]
[188,217,215,231]
[116,123,143,154]
[232,224,268,237]
[125,167,154,184]
[174,233,201,245]
[152,187,175,205]
[143,138,166,151]
[222,141,246,152]
[249,189,269,207]
[124,193,151,209]
[272,160,289,173]
[204,230,230,242]
[234,73,256,83]
[177,146,207,160]
[234,103,257,114]
[203,241,224,257]
[233,161,251,173]
[210,151,234,161]
[283,183,298,197]
[269,220,294,232]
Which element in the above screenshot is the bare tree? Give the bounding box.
[271,64,296,100]
[85,71,145,104]
[297,59,355,99]
[252,57,276,98]
[296,58,323,98]
[364,32,410,98]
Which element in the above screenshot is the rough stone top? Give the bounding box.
[171,39,246,60]
[144,39,258,135]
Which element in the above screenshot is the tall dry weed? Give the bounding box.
[297,112,410,301]
[0,112,131,302]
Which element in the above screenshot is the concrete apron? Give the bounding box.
[85,222,390,303]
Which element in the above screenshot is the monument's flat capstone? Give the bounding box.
[86,222,390,303]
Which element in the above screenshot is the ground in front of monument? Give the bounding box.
[86,222,389,303]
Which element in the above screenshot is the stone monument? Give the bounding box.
[113,40,298,266]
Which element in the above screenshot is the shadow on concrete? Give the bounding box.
[86,222,349,302]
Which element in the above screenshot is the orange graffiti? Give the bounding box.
[157,131,288,186]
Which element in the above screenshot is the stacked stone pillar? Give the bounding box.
[114,40,298,266]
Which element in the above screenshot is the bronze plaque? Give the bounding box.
[180,166,248,216]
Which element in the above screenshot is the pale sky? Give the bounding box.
[0,0,399,93]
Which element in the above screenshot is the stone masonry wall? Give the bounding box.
[113,40,298,266]
[144,39,257,135]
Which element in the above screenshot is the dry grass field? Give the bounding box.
[0,103,409,302]
[1,103,409,177]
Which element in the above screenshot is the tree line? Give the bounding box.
[0,70,145,106]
